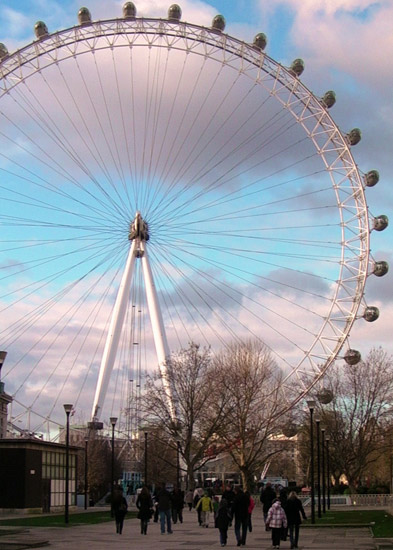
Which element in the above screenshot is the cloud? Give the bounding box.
[0,0,390,432]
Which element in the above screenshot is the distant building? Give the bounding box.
[0,438,78,512]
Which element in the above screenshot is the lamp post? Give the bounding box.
[316,417,321,518]
[307,400,316,524]
[0,350,7,376]
[325,435,331,510]
[144,432,148,486]
[321,427,326,514]
[84,436,88,510]
[110,417,117,517]
[63,403,73,524]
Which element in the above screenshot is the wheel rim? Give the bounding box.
[0,17,369,433]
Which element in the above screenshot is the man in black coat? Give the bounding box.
[260,482,276,524]
[156,482,173,534]
[231,486,250,547]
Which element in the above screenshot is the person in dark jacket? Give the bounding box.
[284,491,307,549]
[171,486,184,524]
[112,485,128,535]
[279,487,288,508]
[136,486,153,535]
[156,482,173,534]
[215,497,231,547]
[260,482,276,525]
[231,486,250,547]
[221,485,235,526]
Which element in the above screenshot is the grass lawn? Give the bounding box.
[0,510,137,528]
[304,509,393,538]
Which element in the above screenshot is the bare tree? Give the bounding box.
[213,340,285,491]
[141,342,229,489]
[305,347,393,489]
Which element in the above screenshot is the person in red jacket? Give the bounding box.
[245,490,255,532]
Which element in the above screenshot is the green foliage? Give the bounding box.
[304,509,393,537]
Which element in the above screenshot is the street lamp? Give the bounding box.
[84,436,89,510]
[110,417,117,517]
[0,350,7,373]
[144,432,148,487]
[325,435,331,510]
[0,351,7,391]
[315,417,321,518]
[307,400,316,524]
[63,403,73,524]
[321,427,326,514]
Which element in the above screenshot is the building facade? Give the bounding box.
[0,438,78,513]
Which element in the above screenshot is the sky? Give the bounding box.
[0,0,391,434]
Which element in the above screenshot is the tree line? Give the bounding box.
[77,343,393,499]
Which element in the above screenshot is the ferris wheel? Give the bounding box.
[0,3,388,437]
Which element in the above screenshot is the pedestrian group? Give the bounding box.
[112,481,306,548]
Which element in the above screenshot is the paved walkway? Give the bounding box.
[0,506,379,550]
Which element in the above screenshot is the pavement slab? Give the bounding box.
[0,507,380,550]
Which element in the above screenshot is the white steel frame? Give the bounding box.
[0,16,371,420]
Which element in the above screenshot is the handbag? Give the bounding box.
[280,525,287,541]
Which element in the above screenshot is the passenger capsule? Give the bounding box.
[373,260,389,277]
[212,14,226,32]
[344,349,361,365]
[282,423,297,437]
[364,170,379,187]
[373,215,389,231]
[168,4,182,20]
[322,90,336,109]
[0,43,9,60]
[346,128,361,146]
[78,7,92,25]
[123,2,136,18]
[253,33,267,51]
[289,58,305,77]
[363,306,379,322]
[34,21,49,39]
[317,388,334,404]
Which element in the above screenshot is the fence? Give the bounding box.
[299,494,393,508]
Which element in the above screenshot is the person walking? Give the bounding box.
[171,486,184,524]
[195,491,214,527]
[231,486,250,547]
[112,485,128,535]
[284,491,307,549]
[266,498,288,549]
[221,485,235,526]
[260,482,276,527]
[136,486,153,535]
[245,490,255,532]
[156,482,173,534]
[193,486,205,526]
[215,497,231,547]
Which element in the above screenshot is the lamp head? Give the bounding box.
[0,351,7,378]
[63,403,73,414]
[307,399,316,410]
[110,416,118,427]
